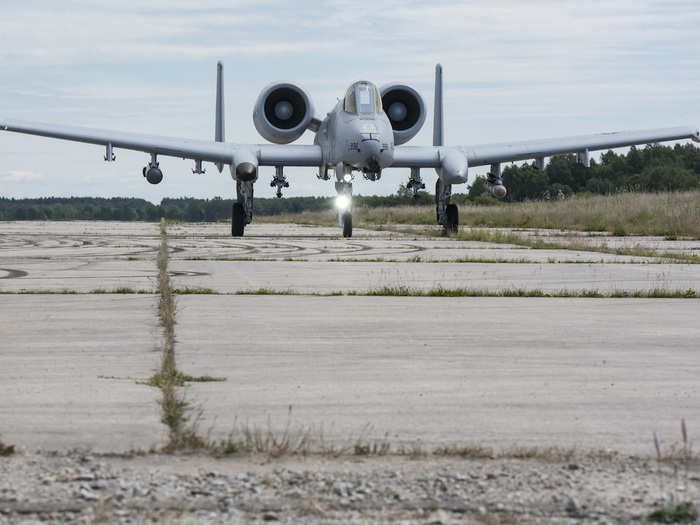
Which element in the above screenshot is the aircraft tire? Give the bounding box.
[446,203,459,233]
[342,211,352,238]
[232,203,245,237]
[435,180,440,222]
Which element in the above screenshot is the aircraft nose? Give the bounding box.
[360,138,381,158]
[359,137,392,170]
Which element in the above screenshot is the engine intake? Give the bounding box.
[253,83,315,144]
[380,84,426,145]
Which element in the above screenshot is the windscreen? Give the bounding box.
[344,81,382,115]
[357,84,374,115]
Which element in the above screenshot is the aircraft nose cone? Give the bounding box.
[360,138,381,158]
[359,138,392,170]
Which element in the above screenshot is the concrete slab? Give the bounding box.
[167,236,651,264]
[5,222,694,294]
[168,259,699,294]
[400,224,700,256]
[176,295,700,455]
[1,221,698,457]
[0,295,163,452]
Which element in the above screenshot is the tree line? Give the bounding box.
[1,143,698,221]
[473,142,700,202]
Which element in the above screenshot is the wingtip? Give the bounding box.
[217,61,223,69]
[435,63,442,73]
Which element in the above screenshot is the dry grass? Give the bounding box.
[0,437,15,456]
[154,219,207,452]
[455,190,700,237]
[233,286,698,299]
[198,419,625,461]
[257,190,700,238]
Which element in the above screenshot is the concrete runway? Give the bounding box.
[0,295,162,452]
[176,295,700,454]
[0,221,698,454]
[1,221,698,294]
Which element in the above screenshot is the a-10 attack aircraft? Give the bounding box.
[1,63,699,237]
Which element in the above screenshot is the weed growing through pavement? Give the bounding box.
[171,287,219,295]
[0,437,15,456]
[153,220,213,453]
[352,286,698,299]
[648,419,698,523]
[144,371,226,388]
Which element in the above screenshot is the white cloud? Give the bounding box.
[0,170,45,182]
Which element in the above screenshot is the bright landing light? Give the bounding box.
[335,195,351,210]
[343,174,352,183]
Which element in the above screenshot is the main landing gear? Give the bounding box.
[436,179,458,233]
[232,180,254,237]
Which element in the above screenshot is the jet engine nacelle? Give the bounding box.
[253,83,315,144]
[379,84,426,145]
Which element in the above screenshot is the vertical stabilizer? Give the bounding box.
[433,63,443,147]
[215,61,225,172]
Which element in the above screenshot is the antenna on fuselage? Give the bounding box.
[433,63,443,147]
[215,61,225,173]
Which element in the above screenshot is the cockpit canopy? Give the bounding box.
[344,81,382,115]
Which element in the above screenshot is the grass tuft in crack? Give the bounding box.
[145,371,226,388]
[154,219,210,452]
[0,437,15,456]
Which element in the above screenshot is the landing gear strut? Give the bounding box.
[436,179,458,233]
[232,180,254,237]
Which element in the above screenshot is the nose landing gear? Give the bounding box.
[232,179,254,237]
[341,210,352,238]
[335,162,353,238]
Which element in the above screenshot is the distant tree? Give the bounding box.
[468,176,487,199]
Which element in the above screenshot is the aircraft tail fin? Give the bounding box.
[215,61,225,173]
[433,63,443,147]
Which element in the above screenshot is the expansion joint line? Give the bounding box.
[154,219,204,451]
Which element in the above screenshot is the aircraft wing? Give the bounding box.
[391,126,700,168]
[0,119,323,167]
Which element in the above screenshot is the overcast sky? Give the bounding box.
[1,0,698,201]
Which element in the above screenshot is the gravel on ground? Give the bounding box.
[1,452,698,524]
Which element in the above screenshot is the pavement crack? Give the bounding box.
[152,219,206,452]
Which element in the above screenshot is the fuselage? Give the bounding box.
[314,81,394,176]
